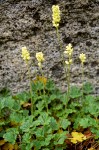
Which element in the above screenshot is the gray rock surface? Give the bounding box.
[0,0,99,94]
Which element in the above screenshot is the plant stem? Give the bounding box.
[56,28,67,79]
[81,63,84,99]
[66,63,70,109]
[26,61,33,115]
[40,66,48,113]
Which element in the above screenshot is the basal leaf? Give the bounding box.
[83,82,93,94]
[3,128,19,144]
[79,118,90,128]
[38,112,51,125]
[70,86,82,98]
[60,119,71,130]
[50,117,59,130]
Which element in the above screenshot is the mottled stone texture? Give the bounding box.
[0,0,99,94]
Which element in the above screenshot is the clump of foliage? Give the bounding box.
[0,4,99,150]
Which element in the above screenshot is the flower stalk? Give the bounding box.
[36,52,48,113]
[52,5,67,80]
[64,44,73,108]
[79,53,86,98]
[21,47,33,115]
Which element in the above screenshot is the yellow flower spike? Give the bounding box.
[64,43,73,56]
[52,5,60,28]
[36,52,44,63]
[79,53,86,64]
[21,46,30,61]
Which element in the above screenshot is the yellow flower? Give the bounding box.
[33,76,47,85]
[70,132,86,144]
[36,52,44,62]
[21,46,30,61]
[65,59,72,65]
[79,53,86,64]
[52,5,60,28]
[64,43,73,56]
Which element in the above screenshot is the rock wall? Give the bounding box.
[0,0,99,94]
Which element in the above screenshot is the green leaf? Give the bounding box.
[49,94,57,103]
[60,93,69,105]
[70,86,82,98]
[79,117,90,128]
[44,134,52,146]
[22,133,31,143]
[60,119,71,130]
[91,128,99,139]
[85,95,95,104]
[25,143,34,150]
[55,148,63,150]
[32,82,44,92]
[83,82,93,94]
[3,128,19,144]
[0,96,14,110]
[33,140,42,150]
[14,91,30,105]
[53,104,63,110]
[38,112,51,125]
[10,112,23,123]
[20,116,34,132]
[36,100,45,110]
[12,101,21,110]
[34,127,45,138]
[54,131,67,145]
[0,88,11,97]
[45,80,55,91]
[50,117,59,130]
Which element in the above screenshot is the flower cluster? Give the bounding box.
[79,53,86,64]
[70,132,86,144]
[21,47,30,61]
[64,43,73,56]
[64,43,73,65]
[36,52,44,68]
[52,5,60,28]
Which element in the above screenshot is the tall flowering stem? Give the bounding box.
[79,53,86,98]
[64,44,73,108]
[52,5,62,55]
[52,5,67,79]
[36,52,48,113]
[21,47,33,115]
